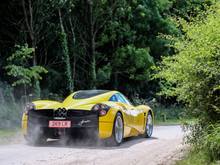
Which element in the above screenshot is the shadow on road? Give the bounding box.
[28,136,158,150]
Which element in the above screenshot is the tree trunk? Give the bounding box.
[58,9,73,93]
[91,37,96,89]
[0,88,5,104]
[69,18,76,91]
[87,0,96,89]
[114,72,118,89]
[22,0,41,98]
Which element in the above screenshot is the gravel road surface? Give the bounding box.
[0,126,184,165]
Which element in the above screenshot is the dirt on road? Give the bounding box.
[0,126,185,165]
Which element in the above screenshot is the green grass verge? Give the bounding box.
[0,129,19,138]
[176,150,220,165]
[0,128,21,144]
[153,106,186,126]
[155,119,181,126]
[154,118,196,126]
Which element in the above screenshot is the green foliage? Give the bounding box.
[0,129,20,139]
[113,45,154,81]
[178,124,220,165]
[7,45,34,63]
[154,105,184,121]
[0,81,21,128]
[171,0,215,20]
[5,44,47,87]
[0,102,22,129]
[203,124,220,161]
[176,150,215,165]
[131,95,184,124]
[155,2,220,162]
[0,0,211,98]
[59,30,73,92]
[0,81,15,103]
[96,64,111,86]
[155,3,220,122]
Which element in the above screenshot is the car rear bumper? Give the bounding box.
[26,109,99,139]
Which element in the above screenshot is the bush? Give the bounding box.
[131,96,184,122]
[155,2,220,162]
[203,124,220,161]
[0,81,23,129]
[155,3,220,123]
[176,150,212,165]
[0,103,22,129]
[181,123,220,164]
[154,105,185,122]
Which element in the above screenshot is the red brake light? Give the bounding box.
[99,110,107,116]
[92,104,110,116]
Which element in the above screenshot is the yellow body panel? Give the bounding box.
[21,113,28,135]
[21,90,153,139]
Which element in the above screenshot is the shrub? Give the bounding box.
[0,81,23,129]
[155,2,220,162]
[0,102,22,129]
[203,124,220,161]
[131,96,184,122]
[182,123,220,163]
[155,2,220,125]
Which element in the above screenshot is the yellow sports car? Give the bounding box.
[22,90,154,145]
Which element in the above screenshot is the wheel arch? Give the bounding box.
[116,110,124,122]
[98,106,125,139]
[147,109,154,123]
[110,108,125,131]
[111,108,125,137]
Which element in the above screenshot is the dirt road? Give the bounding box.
[0,126,184,165]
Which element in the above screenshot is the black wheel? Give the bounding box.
[107,112,124,146]
[143,112,153,138]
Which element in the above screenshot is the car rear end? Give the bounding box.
[22,108,99,143]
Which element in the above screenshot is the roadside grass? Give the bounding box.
[176,150,220,165]
[0,128,21,144]
[154,118,196,126]
[0,128,20,138]
[0,102,22,129]
[153,106,190,126]
[155,119,181,126]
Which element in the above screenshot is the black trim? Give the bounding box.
[27,109,99,139]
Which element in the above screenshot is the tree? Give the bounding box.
[94,0,178,95]
[5,44,47,99]
[70,0,129,89]
[0,0,212,99]
[112,45,154,95]
[155,3,220,122]
[155,3,220,161]
[58,9,73,92]
[21,0,52,97]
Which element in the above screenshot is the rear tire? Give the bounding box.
[143,112,153,138]
[107,112,124,146]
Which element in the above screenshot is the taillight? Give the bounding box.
[24,103,35,115]
[92,104,110,116]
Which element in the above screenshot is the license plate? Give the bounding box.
[49,120,71,128]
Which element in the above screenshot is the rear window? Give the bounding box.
[73,90,109,99]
